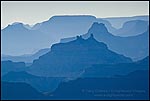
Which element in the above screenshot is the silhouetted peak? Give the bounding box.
[12,23,24,27]
[92,22,106,28]
[89,22,108,33]
[49,15,96,21]
[2,23,25,31]
[90,34,94,38]
[86,33,98,42]
[76,35,84,41]
[74,34,102,45]
[12,22,22,25]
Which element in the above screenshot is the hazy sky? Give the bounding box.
[1,1,149,28]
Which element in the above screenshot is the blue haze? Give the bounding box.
[1,15,149,56]
[1,15,149,100]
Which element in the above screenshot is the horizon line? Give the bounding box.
[1,14,149,29]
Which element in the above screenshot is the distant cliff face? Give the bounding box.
[2,71,64,93]
[50,70,149,100]
[82,56,149,78]
[1,48,50,63]
[103,15,149,29]
[1,61,27,76]
[28,34,132,77]
[2,15,148,56]
[61,22,149,61]
[85,22,149,61]
[1,15,97,56]
[113,20,149,36]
